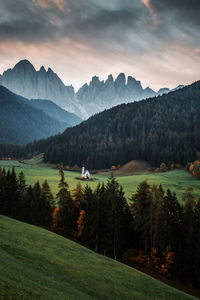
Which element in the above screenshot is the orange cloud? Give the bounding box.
[141,0,158,26]
[33,0,70,13]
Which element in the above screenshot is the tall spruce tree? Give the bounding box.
[130,180,153,255]
[181,187,196,283]
[18,171,28,221]
[105,174,132,258]
[57,169,78,238]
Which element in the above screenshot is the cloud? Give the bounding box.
[140,0,158,25]
[33,0,70,13]
[0,0,199,90]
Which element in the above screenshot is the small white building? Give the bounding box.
[82,165,90,179]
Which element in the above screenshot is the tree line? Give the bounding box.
[0,167,200,287]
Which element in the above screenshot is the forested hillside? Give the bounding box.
[27,81,200,169]
[0,86,68,145]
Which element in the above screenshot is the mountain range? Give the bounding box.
[0,86,80,145]
[0,60,183,118]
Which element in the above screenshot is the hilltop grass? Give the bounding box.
[0,160,199,203]
[0,214,197,300]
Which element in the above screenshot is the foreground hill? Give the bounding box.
[0,215,196,300]
[0,86,70,145]
[30,80,200,169]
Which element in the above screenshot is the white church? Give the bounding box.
[82,165,90,180]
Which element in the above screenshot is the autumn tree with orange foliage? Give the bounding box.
[52,207,61,233]
[77,210,85,237]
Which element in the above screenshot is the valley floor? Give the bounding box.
[0,160,199,203]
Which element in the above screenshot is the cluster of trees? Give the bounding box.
[0,167,54,228]
[128,182,200,286]
[54,170,132,259]
[17,80,200,169]
[1,167,200,287]
[187,160,200,179]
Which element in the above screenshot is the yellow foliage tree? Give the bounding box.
[52,207,61,233]
[77,210,85,237]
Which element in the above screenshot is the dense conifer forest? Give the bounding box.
[15,81,200,169]
[1,167,200,288]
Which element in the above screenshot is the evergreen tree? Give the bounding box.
[40,180,55,228]
[57,169,78,238]
[31,181,42,225]
[72,181,86,210]
[18,171,28,221]
[153,195,168,252]
[105,174,132,258]
[193,200,200,285]
[130,180,153,255]
[0,167,6,214]
[163,189,182,250]
[181,187,196,283]
[5,168,19,218]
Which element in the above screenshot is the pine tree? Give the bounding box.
[31,181,42,225]
[57,169,78,238]
[105,174,132,258]
[130,180,152,255]
[0,166,6,214]
[5,168,19,218]
[153,195,168,252]
[72,181,86,210]
[164,190,182,251]
[41,180,55,228]
[18,171,28,221]
[193,200,200,285]
[181,187,196,283]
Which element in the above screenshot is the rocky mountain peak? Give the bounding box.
[115,73,126,84]
[39,66,46,73]
[91,76,100,84]
[13,59,35,72]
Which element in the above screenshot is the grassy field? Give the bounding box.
[0,160,199,203]
[0,214,197,300]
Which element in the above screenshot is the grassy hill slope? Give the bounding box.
[0,215,196,300]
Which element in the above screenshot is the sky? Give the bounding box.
[0,0,200,91]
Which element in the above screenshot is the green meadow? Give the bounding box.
[0,160,199,203]
[0,214,197,300]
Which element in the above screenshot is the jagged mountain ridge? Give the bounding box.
[77,73,171,116]
[0,60,182,118]
[0,60,87,119]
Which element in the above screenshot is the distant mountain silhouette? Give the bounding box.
[0,60,184,118]
[0,86,71,145]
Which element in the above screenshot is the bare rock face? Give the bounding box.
[77,73,157,116]
[0,60,87,119]
[0,60,181,119]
